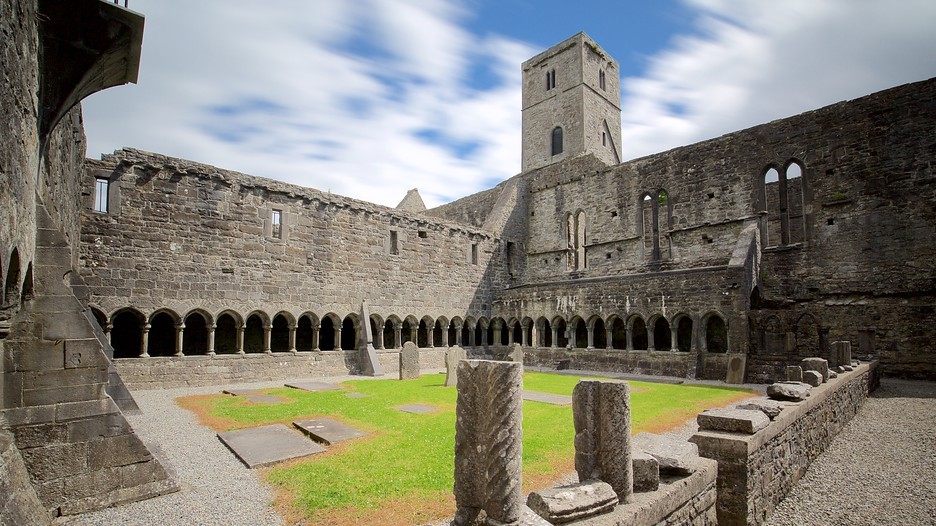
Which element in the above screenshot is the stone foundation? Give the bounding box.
[690,361,879,525]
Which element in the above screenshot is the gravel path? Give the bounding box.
[765,378,936,526]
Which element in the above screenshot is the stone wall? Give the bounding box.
[114,349,446,390]
[690,362,879,526]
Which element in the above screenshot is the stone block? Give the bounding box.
[697,408,769,434]
[64,338,108,370]
[833,340,852,370]
[56,398,119,422]
[8,340,65,372]
[735,399,783,420]
[88,434,153,470]
[23,382,105,407]
[217,424,325,469]
[801,357,829,382]
[632,450,659,492]
[62,466,120,500]
[633,433,698,475]
[444,345,467,387]
[11,423,68,449]
[395,404,437,414]
[573,380,632,501]
[766,382,811,402]
[67,413,132,442]
[399,341,420,380]
[828,369,838,379]
[725,354,746,384]
[526,481,618,524]
[803,370,823,387]
[785,365,803,382]
[21,442,89,481]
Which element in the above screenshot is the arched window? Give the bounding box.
[566,211,587,271]
[546,69,556,91]
[640,190,672,262]
[758,162,806,247]
[551,127,563,156]
[599,69,606,91]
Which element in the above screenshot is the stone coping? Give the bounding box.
[569,457,717,526]
[690,362,875,455]
[113,349,410,361]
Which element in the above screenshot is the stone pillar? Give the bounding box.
[833,341,852,368]
[288,324,297,353]
[670,325,679,352]
[393,322,402,350]
[626,325,633,351]
[334,326,343,351]
[529,323,537,348]
[468,325,476,347]
[647,328,656,351]
[428,324,436,348]
[586,323,595,350]
[236,326,245,355]
[454,360,523,526]
[552,325,559,348]
[573,380,632,502]
[605,326,613,350]
[312,324,320,351]
[492,322,502,347]
[104,323,113,344]
[140,323,150,357]
[455,326,463,348]
[410,326,418,346]
[263,324,272,354]
[207,324,216,356]
[174,322,184,357]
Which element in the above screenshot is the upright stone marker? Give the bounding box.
[833,341,852,368]
[572,380,633,502]
[399,341,420,380]
[445,345,467,387]
[359,301,384,376]
[786,365,803,382]
[801,357,829,383]
[508,342,524,363]
[725,354,746,384]
[454,360,523,526]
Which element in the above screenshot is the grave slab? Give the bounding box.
[217,424,325,468]
[395,404,438,414]
[223,388,262,396]
[293,418,367,445]
[523,390,573,406]
[243,394,286,404]
[285,381,342,392]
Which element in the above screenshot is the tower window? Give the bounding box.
[471,243,478,265]
[602,131,607,146]
[390,230,399,255]
[599,69,606,91]
[546,69,556,91]
[551,127,563,156]
[271,209,282,239]
[93,178,109,213]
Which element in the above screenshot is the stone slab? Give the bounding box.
[222,388,262,396]
[243,394,286,404]
[526,481,618,524]
[736,399,783,420]
[395,404,437,414]
[766,382,811,402]
[284,381,341,392]
[633,433,698,475]
[293,418,366,445]
[697,408,770,434]
[217,424,324,468]
[523,390,573,406]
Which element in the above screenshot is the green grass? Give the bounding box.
[185,372,753,525]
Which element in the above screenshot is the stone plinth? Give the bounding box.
[573,380,632,502]
[454,360,523,526]
[697,408,770,434]
[833,341,853,369]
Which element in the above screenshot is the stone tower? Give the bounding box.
[521,32,622,172]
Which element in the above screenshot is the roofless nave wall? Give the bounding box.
[80,33,936,385]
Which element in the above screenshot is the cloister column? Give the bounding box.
[468,325,476,347]
[522,322,530,347]
[506,324,514,345]
[428,324,435,348]
[104,323,113,344]
[410,326,418,346]
[263,323,272,353]
[374,325,384,350]
[140,323,150,358]
[174,322,184,357]
[626,325,633,351]
[670,325,679,352]
[236,326,245,355]
[605,326,613,350]
[208,324,216,356]
[455,326,463,347]
[313,324,320,351]
[586,324,595,350]
[551,325,559,348]
[335,325,343,351]
[493,321,502,347]
[288,323,297,353]
[529,323,537,348]
[647,329,656,351]
[393,322,402,350]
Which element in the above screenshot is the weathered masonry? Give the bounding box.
[79,32,935,386]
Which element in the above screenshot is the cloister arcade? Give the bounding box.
[92,306,731,359]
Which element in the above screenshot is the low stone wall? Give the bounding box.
[690,362,879,526]
[114,349,446,390]
[524,347,733,381]
[570,457,718,526]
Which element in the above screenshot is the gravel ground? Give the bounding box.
[62,374,932,526]
[765,378,936,526]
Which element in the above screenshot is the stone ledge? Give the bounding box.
[566,457,717,526]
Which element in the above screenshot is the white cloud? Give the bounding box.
[620,0,936,160]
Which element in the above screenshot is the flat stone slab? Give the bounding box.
[217,424,325,468]
[395,404,438,414]
[523,390,573,406]
[285,381,342,392]
[527,481,618,524]
[633,432,699,475]
[345,392,367,398]
[293,418,367,445]
[243,394,287,404]
[697,408,770,434]
[223,388,263,396]
[767,381,811,402]
[736,399,784,420]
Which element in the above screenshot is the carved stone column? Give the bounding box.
[174,322,184,356]
[140,323,150,358]
[207,324,216,356]
[573,380,632,502]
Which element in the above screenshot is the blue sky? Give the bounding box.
[82,0,936,208]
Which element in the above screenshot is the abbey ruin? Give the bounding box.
[1,0,934,523]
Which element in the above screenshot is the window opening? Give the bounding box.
[94,178,109,213]
[471,243,478,265]
[546,69,556,91]
[389,230,399,255]
[271,209,282,239]
[551,127,563,156]
[599,69,606,91]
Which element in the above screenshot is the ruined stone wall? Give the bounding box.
[691,362,878,526]
[80,148,509,332]
[428,182,505,229]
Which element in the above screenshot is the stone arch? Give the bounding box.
[434,316,448,347]
[20,262,33,303]
[674,313,693,352]
[568,316,586,349]
[383,314,401,350]
[551,126,563,156]
[475,317,489,347]
[244,311,269,353]
[182,309,212,355]
[148,309,180,357]
[271,312,294,352]
[650,314,671,351]
[783,159,807,244]
[3,247,21,309]
[215,310,243,354]
[461,316,473,346]
[89,305,108,333]
[402,315,419,346]
[297,312,318,352]
[520,316,534,347]
[628,315,648,350]
[318,313,340,351]
[369,313,384,350]
[449,316,463,347]
[587,315,605,349]
[794,312,820,357]
[417,315,434,348]
[110,307,145,358]
[702,312,728,353]
[552,316,568,348]
[341,314,359,351]
[537,316,552,347]
[607,315,626,350]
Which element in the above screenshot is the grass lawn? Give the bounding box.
[178,372,754,526]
